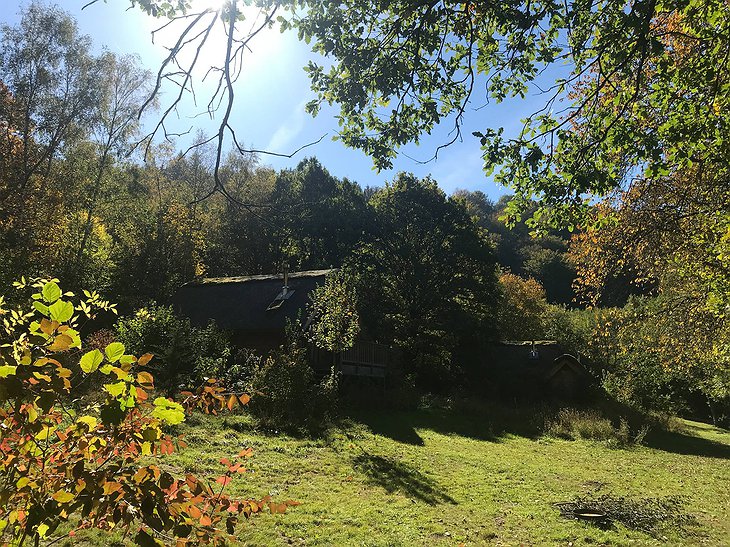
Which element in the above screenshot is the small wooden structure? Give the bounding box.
[484,341,591,399]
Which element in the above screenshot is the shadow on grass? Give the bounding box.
[352,401,730,459]
[352,453,456,505]
[353,411,426,445]
[595,398,730,459]
[643,428,730,460]
[352,402,544,446]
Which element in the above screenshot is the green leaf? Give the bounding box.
[80,349,104,373]
[33,301,49,316]
[42,281,61,303]
[0,365,17,378]
[105,342,125,363]
[152,397,185,425]
[48,300,74,323]
[104,381,126,398]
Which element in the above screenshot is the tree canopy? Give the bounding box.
[294,0,730,228]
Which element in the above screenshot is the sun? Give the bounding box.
[187,0,229,10]
[143,1,285,82]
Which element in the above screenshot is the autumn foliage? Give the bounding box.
[0,278,296,545]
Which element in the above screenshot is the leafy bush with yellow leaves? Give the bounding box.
[0,278,295,545]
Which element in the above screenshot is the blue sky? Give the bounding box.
[2,1,565,200]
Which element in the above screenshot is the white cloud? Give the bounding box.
[428,148,487,193]
[265,98,310,153]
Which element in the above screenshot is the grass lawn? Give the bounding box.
[76,404,729,546]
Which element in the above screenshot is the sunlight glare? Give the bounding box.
[144,2,285,83]
[188,0,228,11]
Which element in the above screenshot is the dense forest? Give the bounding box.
[1,1,727,416]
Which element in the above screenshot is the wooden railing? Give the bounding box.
[341,341,391,367]
[339,341,393,378]
[311,341,395,378]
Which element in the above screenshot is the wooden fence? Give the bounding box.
[311,340,396,378]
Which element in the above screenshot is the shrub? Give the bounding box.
[115,303,233,391]
[0,278,292,545]
[245,326,338,432]
[545,408,616,440]
[544,408,649,447]
[219,347,263,393]
[307,269,359,355]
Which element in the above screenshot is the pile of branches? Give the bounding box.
[554,494,699,538]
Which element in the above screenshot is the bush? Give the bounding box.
[219,347,263,393]
[115,303,233,391]
[244,328,338,433]
[545,408,615,440]
[544,408,649,447]
[0,278,283,545]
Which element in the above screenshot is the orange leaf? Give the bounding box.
[103,482,123,495]
[48,333,73,352]
[200,515,212,527]
[137,371,154,387]
[133,468,148,483]
[215,476,232,486]
[238,394,251,406]
[138,353,154,367]
[238,448,253,458]
[39,318,58,335]
[268,503,287,514]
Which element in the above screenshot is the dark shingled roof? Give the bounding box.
[172,269,333,332]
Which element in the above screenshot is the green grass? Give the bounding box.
[138,404,729,547]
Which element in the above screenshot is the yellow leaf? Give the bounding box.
[35,426,54,441]
[52,490,75,503]
[37,523,49,538]
[47,333,73,352]
[26,405,38,423]
[77,416,97,430]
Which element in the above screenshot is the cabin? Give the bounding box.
[483,341,591,400]
[172,269,395,378]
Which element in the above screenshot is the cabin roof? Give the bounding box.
[486,342,587,381]
[173,269,333,332]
